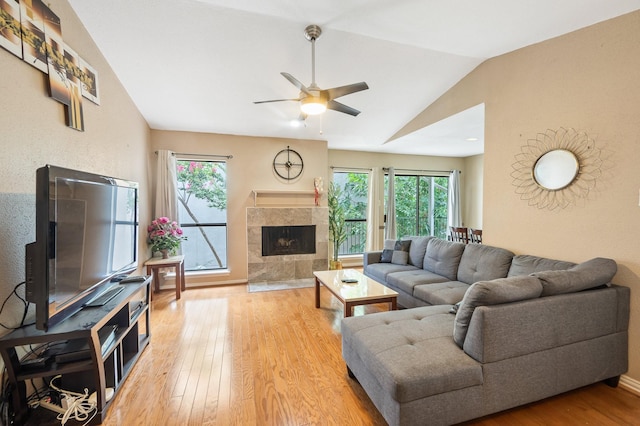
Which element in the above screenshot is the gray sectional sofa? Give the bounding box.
[343,236,630,426]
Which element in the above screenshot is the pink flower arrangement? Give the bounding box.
[147,217,187,254]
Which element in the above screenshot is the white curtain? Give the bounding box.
[385,167,397,240]
[447,169,462,228]
[155,150,179,222]
[366,167,382,251]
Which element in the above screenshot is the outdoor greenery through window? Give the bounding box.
[385,173,449,239]
[332,171,368,255]
[176,160,227,271]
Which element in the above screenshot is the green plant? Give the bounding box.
[328,182,347,261]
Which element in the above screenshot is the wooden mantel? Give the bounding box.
[252,189,320,207]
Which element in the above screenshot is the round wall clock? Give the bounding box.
[273,146,304,180]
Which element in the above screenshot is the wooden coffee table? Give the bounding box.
[314,269,398,317]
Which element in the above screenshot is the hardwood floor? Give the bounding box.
[102,284,640,425]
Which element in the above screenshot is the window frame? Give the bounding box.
[384,171,449,239]
[175,158,228,271]
[332,170,369,256]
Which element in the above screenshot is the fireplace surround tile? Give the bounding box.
[247,207,328,283]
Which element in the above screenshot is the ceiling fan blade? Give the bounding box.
[253,98,300,104]
[281,72,313,96]
[327,100,361,116]
[324,82,369,100]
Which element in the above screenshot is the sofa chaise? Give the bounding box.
[343,236,629,425]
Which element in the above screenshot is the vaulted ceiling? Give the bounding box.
[68,0,639,157]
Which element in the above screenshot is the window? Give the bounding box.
[332,171,368,255]
[384,173,449,239]
[176,160,227,270]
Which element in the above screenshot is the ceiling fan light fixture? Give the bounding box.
[254,24,368,117]
[300,97,327,115]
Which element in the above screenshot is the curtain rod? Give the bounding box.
[383,167,456,174]
[330,166,372,171]
[154,151,233,159]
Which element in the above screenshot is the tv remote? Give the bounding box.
[110,274,129,282]
[120,275,147,283]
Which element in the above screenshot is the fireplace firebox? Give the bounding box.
[262,225,316,256]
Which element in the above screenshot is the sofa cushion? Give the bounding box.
[423,238,466,280]
[457,244,514,285]
[414,281,470,305]
[386,269,449,295]
[453,276,543,348]
[533,257,617,296]
[380,239,412,265]
[507,254,575,277]
[364,263,419,283]
[404,236,433,267]
[341,306,483,403]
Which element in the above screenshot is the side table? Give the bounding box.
[144,255,186,300]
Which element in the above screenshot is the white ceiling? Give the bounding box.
[68,0,639,157]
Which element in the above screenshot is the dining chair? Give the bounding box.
[449,226,469,244]
[469,228,483,244]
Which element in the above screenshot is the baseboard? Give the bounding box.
[183,279,247,288]
[339,255,363,268]
[160,269,246,289]
[619,374,640,396]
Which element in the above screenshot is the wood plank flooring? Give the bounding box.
[102,284,640,425]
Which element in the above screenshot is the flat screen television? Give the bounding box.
[25,165,139,331]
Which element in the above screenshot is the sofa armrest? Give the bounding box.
[363,251,383,267]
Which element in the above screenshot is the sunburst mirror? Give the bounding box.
[511,128,603,210]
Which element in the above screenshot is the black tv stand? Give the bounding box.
[0,278,151,425]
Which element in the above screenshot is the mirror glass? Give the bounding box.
[533,149,579,190]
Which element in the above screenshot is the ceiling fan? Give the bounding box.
[254,24,369,117]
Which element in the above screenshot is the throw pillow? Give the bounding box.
[380,239,411,265]
[390,250,409,265]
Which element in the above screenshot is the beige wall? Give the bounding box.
[150,130,329,284]
[0,0,151,327]
[397,11,640,382]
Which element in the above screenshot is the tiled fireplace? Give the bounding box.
[247,207,328,283]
